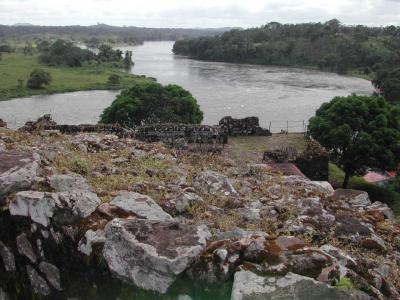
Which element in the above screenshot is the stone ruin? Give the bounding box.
[219,116,271,136]
[263,140,329,181]
[134,123,227,151]
[19,115,227,152]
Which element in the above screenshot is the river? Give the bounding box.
[0,41,373,131]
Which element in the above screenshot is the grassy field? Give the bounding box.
[0,51,151,101]
[329,163,400,217]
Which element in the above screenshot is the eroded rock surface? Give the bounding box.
[231,271,371,300]
[0,152,40,198]
[103,218,210,293]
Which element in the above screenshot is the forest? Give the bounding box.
[0,23,227,46]
[173,20,400,103]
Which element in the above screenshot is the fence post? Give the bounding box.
[286,121,289,134]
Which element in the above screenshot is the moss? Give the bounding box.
[336,277,355,289]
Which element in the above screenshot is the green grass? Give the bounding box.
[329,163,400,217]
[0,51,151,101]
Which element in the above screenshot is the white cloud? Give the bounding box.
[0,0,399,27]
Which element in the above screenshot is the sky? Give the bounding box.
[0,0,400,28]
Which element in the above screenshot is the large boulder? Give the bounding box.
[26,265,50,296]
[103,218,210,294]
[0,152,40,198]
[193,171,238,196]
[10,191,56,227]
[110,192,172,221]
[231,271,371,300]
[283,175,334,197]
[10,190,100,226]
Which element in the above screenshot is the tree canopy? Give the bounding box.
[309,95,400,188]
[173,20,400,77]
[26,68,52,89]
[100,82,203,127]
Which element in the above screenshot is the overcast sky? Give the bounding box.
[0,0,399,28]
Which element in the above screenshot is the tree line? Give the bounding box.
[173,20,400,104]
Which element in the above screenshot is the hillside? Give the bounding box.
[0,120,399,299]
[173,20,400,76]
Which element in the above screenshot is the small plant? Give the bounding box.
[336,277,355,289]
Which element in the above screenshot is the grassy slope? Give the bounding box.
[0,51,150,101]
[329,163,400,217]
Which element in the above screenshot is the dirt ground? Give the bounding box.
[224,133,307,164]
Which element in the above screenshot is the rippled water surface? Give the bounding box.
[0,41,373,130]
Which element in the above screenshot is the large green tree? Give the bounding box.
[309,95,400,188]
[100,82,203,127]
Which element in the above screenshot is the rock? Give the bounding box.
[111,191,172,221]
[231,271,371,300]
[78,229,106,256]
[0,288,10,300]
[286,251,331,278]
[49,173,90,192]
[193,171,238,196]
[333,189,371,207]
[275,236,309,251]
[215,228,268,241]
[26,265,50,296]
[39,261,62,291]
[0,141,5,152]
[0,152,40,198]
[0,241,16,272]
[103,218,210,294]
[283,175,334,197]
[16,233,37,263]
[368,201,394,220]
[10,191,57,227]
[55,190,100,224]
[0,118,6,128]
[320,245,357,270]
[335,215,372,237]
[174,192,204,213]
[360,234,388,252]
[237,207,260,222]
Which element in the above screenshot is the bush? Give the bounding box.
[100,82,203,127]
[26,69,52,89]
[108,74,121,85]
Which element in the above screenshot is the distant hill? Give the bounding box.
[0,24,229,45]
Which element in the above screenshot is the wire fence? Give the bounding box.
[267,120,308,134]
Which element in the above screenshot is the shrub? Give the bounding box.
[26,69,52,89]
[100,82,203,127]
[108,74,121,85]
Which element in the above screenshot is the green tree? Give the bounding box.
[26,69,52,89]
[309,95,400,188]
[100,82,203,127]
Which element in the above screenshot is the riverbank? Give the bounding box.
[0,51,151,101]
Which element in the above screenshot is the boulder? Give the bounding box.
[102,218,210,294]
[231,271,371,300]
[26,265,50,296]
[174,192,204,213]
[193,171,238,196]
[0,288,10,300]
[283,176,334,197]
[55,190,100,224]
[10,191,57,227]
[49,173,90,192]
[332,189,371,207]
[0,118,6,128]
[16,233,37,263]
[39,261,62,291]
[110,192,172,221]
[0,152,40,198]
[0,241,16,272]
[78,229,106,256]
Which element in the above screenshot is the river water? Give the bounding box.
[0,41,373,130]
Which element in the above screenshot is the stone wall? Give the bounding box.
[263,140,329,181]
[219,116,271,136]
[20,115,227,151]
[295,140,329,181]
